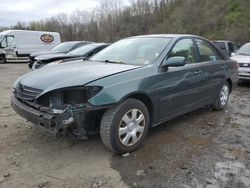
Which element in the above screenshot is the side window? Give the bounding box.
[195,39,223,62]
[228,43,234,54]
[6,36,15,47]
[169,39,195,63]
[1,37,7,48]
[233,44,239,52]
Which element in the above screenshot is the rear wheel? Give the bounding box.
[0,55,6,64]
[213,82,230,111]
[100,98,150,154]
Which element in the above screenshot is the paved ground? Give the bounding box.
[0,63,250,188]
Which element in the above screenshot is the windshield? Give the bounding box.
[90,37,172,65]
[0,35,3,42]
[69,44,99,55]
[51,42,79,52]
[238,43,250,56]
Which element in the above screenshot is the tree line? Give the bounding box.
[1,0,250,44]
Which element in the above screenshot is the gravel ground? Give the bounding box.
[0,63,250,188]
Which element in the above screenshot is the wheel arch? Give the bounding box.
[120,92,154,125]
[226,78,232,93]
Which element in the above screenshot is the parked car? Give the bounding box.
[32,43,109,69]
[0,30,61,63]
[213,40,240,56]
[11,34,238,154]
[231,42,250,80]
[28,41,92,68]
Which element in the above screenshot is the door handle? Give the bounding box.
[193,70,202,75]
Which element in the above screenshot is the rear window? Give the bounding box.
[214,42,226,50]
[69,44,99,55]
[196,39,223,62]
[51,42,80,52]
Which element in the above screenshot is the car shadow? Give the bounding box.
[238,80,250,88]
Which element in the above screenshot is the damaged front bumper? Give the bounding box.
[11,96,108,136]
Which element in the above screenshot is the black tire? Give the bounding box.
[100,98,150,154]
[0,55,6,64]
[213,82,230,111]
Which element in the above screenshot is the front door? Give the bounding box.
[156,38,205,120]
[1,36,16,59]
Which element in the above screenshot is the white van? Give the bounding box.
[0,30,61,63]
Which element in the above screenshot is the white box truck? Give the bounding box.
[0,30,61,63]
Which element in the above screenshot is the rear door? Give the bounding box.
[158,38,206,120]
[193,38,226,103]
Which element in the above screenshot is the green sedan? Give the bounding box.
[11,34,238,154]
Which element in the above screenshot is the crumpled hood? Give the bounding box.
[231,55,250,63]
[17,61,140,95]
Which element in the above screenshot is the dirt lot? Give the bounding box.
[0,64,250,188]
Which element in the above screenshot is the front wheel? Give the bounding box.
[100,98,150,154]
[0,55,6,64]
[213,82,230,111]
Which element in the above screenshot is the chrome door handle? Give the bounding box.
[193,70,202,75]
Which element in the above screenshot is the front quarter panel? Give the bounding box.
[87,65,158,106]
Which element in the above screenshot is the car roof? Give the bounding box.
[129,34,199,39]
[213,40,237,44]
[61,41,93,44]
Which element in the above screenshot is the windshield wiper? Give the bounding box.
[88,59,125,64]
[103,60,124,64]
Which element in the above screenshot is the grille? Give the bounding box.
[14,83,43,102]
[239,63,250,68]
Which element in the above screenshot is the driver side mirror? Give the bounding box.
[161,56,186,69]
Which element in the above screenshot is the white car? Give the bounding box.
[0,30,61,63]
[231,43,250,81]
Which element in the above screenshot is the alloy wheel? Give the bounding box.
[220,85,229,106]
[118,109,145,147]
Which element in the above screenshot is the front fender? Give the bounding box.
[87,65,158,106]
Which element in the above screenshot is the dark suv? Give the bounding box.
[28,41,92,68]
[213,40,240,56]
[11,34,238,154]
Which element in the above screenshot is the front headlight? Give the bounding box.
[37,86,103,109]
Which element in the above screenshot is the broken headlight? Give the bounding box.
[37,86,103,109]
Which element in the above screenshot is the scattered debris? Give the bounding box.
[148,165,154,170]
[135,170,145,177]
[46,174,65,181]
[3,124,8,128]
[206,121,216,126]
[122,153,130,158]
[14,152,22,157]
[132,182,138,187]
[3,173,10,178]
[180,165,188,170]
[37,181,49,188]
[205,178,217,185]
[10,161,20,166]
[91,179,106,188]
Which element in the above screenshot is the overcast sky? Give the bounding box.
[0,0,126,26]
